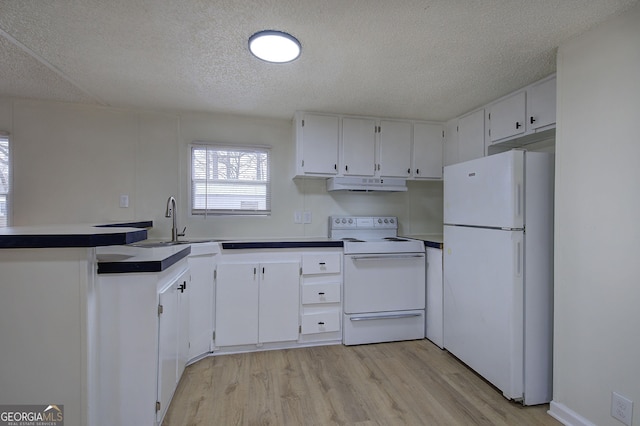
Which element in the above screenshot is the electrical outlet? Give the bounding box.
[294,211,302,224]
[612,392,633,426]
[303,211,312,224]
[119,194,129,208]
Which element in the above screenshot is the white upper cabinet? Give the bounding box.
[294,112,339,177]
[444,117,460,166]
[342,117,376,176]
[412,122,444,179]
[528,76,556,131]
[488,91,527,143]
[378,120,413,178]
[458,109,486,163]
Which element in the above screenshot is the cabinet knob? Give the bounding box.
[318,262,326,265]
[318,321,325,325]
[407,168,411,174]
[318,292,325,295]
[530,116,536,124]
[416,168,420,175]
[345,165,349,172]
[516,121,522,129]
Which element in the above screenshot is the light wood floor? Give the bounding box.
[163,339,560,425]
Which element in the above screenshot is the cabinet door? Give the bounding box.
[458,109,485,163]
[378,120,412,177]
[299,113,339,175]
[412,122,443,179]
[258,262,300,343]
[215,263,259,346]
[443,118,459,166]
[157,277,180,423]
[528,77,556,131]
[426,247,443,348]
[187,254,215,360]
[342,117,376,176]
[489,91,526,143]
[177,274,190,379]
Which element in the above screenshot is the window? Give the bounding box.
[0,136,9,227]
[191,144,271,216]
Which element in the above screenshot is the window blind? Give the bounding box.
[0,136,9,227]
[191,144,271,216]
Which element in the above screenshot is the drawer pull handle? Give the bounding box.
[318,322,325,325]
[318,292,325,295]
[319,262,326,265]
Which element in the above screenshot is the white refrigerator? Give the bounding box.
[443,149,554,406]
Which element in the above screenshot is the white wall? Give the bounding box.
[0,99,443,238]
[551,4,640,426]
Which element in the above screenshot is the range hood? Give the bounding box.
[326,176,408,192]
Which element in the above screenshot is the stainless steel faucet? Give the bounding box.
[165,196,185,242]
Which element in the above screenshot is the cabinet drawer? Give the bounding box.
[302,253,341,275]
[301,282,341,304]
[301,311,340,335]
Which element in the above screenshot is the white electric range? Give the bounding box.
[329,216,426,345]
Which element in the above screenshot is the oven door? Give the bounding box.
[343,252,425,314]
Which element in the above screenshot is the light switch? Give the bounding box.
[303,211,312,224]
[119,195,129,208]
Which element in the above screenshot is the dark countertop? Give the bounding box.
[0,223,149,248]
[221,238,343,250]
[96,244,192,274]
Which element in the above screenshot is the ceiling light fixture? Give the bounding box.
[248,30,301,63]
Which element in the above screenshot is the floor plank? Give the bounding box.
[163,340,560,426]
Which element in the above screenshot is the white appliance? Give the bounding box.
[443,150,554,406]
[329,216,425,345]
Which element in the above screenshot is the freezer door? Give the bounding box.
[444,150,524,229]
[443,225,524,401]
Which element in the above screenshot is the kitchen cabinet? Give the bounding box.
[293,112,339,177]
[426,246,443,348]
[378,120,413,178]
[157,269,190,424]
[412,122,444,179]
[215,261,300,347]
[95,257,190,426]
[527,76,556,131]
[187,245,217,361]
[443,117,459,166]
[299,251,343,344]
[342,116,376,176]
[458,109,486,163]
[488,91,527,143]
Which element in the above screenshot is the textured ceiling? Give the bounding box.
[0,0,638,121]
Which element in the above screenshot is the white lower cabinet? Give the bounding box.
[215,261,300,347]
[157,269,190,423]
[426,246,444,348]
[95,259,190,426]
[299,251,343,343]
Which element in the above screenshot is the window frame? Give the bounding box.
[189,142,272,217]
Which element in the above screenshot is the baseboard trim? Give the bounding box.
[548,401,597,426]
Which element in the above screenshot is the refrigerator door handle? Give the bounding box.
[515,239,522,277]
[516,183,522,219]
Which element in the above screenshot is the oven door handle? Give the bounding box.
[350,313,423,321]
[350,254,425,260]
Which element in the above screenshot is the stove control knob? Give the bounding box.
[341,218,346,224]
[348,218,353,224]
[384,218,389,224]
[334,218,340,224]
[390,218,395,224]
[377,218,382,223]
